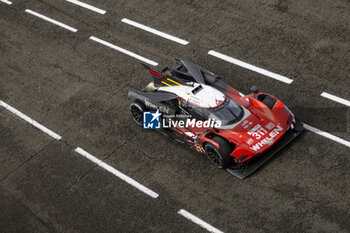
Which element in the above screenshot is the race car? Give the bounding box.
[128,58,303,179]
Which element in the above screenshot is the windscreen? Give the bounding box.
[208,98,244,125]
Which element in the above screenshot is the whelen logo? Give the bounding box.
[250,124,283,152]
[144,99,171,114]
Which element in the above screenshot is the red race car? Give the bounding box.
[128,58,303,179]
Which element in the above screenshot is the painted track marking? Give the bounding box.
[178,209,224,233]
[74,147,159,198]
[0,100,62,140]
[321,92,350,107]
[208,50,293,84]
[0,0,12,5]
[121,18,189,45]
[65,0,106,15]
[89,36,158,66]
[25,9,78,32]
[304,124,350,148]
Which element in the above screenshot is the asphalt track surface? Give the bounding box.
[0,0,350,232]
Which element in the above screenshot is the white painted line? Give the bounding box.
[74,147,159,198]
[89,36,158,66]
[304,124,350,148]
[208,50,293,84]
[25,9,78,32]
[321,92,350,107]
[121,18,189,45]
[0,0,12,5]
[0,100,62,140]
[178,209,224,233]
[65,0,106,15]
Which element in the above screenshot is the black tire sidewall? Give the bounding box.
[204,143,226,168]
[130,100,147,126]
[204,136,233,169]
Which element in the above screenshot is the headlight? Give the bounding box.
[285,106,295,126]
[284,105,295,118]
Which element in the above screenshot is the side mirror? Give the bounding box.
[250,85,259,94]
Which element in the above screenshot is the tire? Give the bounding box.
[204,136,233,169]
[129,100,147,126]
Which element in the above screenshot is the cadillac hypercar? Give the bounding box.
[128,58,303,179]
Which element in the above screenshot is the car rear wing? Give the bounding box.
[141,63,168,85]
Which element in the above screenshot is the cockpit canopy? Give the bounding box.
[182,96,244,126]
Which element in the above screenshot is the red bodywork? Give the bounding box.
[171,87,295,164]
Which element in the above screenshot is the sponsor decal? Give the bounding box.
[246,138,254,146]
[185,132,197,139]
[240,120,248,126]
[242,120,253,129]
[265,138,275,145]
[144,99,171,114]
[216,99,223,105]
[265,122,275,131]
[249,124,283,152]
[143,110,162,129]
[194,144,205,153]
[247,124,268,140]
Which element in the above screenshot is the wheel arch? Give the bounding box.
[202,133,236,154]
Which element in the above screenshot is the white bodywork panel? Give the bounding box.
[158,83,225,108]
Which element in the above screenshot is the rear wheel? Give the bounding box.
[130,100,147,126]
[204,136,233,169]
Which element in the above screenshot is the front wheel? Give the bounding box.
[204,136,233,169]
